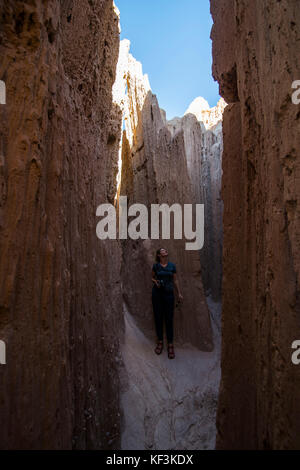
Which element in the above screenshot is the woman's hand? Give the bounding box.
[173,274,183,301]
[152,271,161,288]
[152,269,158,288]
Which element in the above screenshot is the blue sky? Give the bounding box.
[115,0,220,119]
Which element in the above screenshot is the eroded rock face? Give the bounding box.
[168,100,225,301]
[211,0,300,450]
[185,97,226,131]
[0,0,123,449]
[115,41,219,351]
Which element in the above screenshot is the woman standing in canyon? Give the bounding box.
[151,248,183,359]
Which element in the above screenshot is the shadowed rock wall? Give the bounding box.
[0,0,123,449]
[211,0,300,449]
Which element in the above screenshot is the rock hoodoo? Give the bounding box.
[211,0,300,450]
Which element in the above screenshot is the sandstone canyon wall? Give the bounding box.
[115,41,225,351]
[168,98,225,301]
[118,42,213,351]
[211,0,300,449]
[0,0,123,449]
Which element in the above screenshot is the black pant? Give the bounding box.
[152,287,175,344]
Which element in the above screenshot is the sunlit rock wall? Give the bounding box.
[115,41,214,351]
[168,99,225,300]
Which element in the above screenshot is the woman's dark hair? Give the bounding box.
[156,248,169,263]
[156,248,163,263]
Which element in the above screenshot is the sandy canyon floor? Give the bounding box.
[119,297,221,450]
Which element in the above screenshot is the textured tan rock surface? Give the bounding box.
[211,0,300,449]
[0,0,123,449]
[168,101,224,301]
[185,97,226,131]
[116,42,213,351]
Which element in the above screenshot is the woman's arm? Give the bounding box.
[173,273,183,301]
[152,270,160,288]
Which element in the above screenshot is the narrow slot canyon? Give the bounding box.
[0,0,300,452]
[113,39,224,449]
